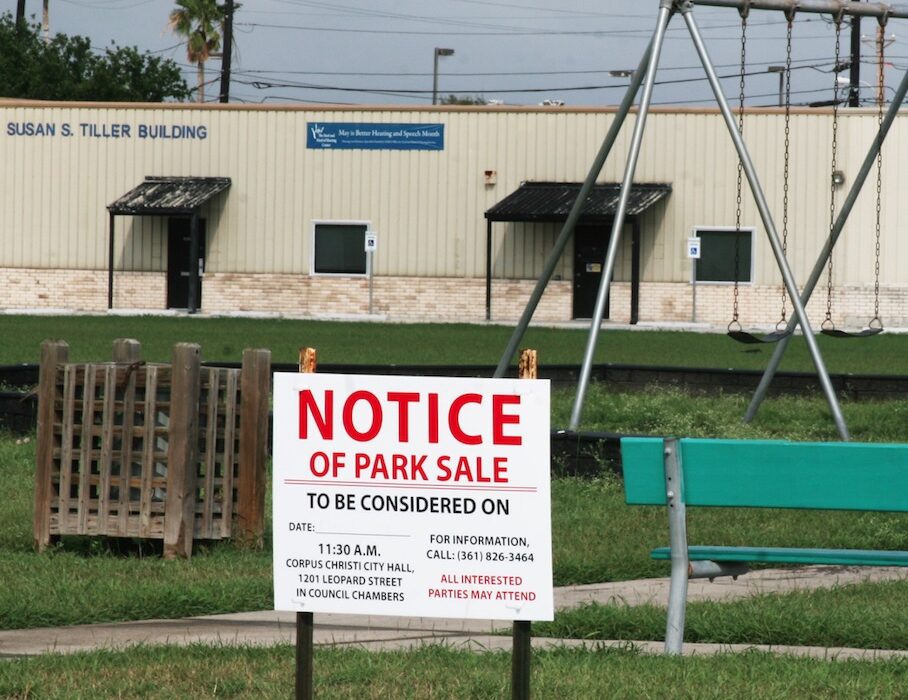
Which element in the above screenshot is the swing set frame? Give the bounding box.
[493,0,908,441]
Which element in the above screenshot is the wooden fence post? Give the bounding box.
[112,338,142,364]
[34,340,69,552]
[236,347,271,547]
[511,348,537,700]
[164,343,201,559]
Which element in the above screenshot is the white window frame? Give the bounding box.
[690,225,755,285]
[310,220,371,277]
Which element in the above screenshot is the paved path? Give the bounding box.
[2,565,907,661]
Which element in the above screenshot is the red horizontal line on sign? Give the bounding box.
[283,479,537,493]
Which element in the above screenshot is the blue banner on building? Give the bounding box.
[307,122,444,151]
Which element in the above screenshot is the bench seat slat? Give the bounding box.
[622,437,908,512]
[651,545,908,567]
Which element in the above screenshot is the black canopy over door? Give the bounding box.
[107,177,230,314]
[484,182,670,324]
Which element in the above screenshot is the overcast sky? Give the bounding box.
[10,0,903,107]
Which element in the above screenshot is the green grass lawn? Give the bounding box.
[2,313,908,373]
[4,314,908,694]
[5,398,908,648]
[1,645,907,699]
[553,385,908,441]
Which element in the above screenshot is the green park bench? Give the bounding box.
[620,437,908,654]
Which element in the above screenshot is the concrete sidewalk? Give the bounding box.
[2,566,907,661]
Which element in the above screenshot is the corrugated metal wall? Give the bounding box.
[1,102,904,288]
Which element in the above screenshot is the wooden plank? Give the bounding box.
[34,340,69,551]
[139,366,158,538]
[96,365,117,536]
[198,368,220,539]
[164,344,201,559]
[56,364,78,534]
[113,339,142,535]
[78,364,99,535]
[236,348,271,547]
[219,369,239,538]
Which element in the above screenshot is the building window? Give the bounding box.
[694,227,753,283]
[313,222,368,275]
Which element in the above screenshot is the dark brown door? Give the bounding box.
[573,224,611,319]
[167,218,205,309]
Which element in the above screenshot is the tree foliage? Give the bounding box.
[168,0,225,103]
[0,12,190,102]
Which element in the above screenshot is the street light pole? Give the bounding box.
[432,48,454,105]
[768,65,785,107]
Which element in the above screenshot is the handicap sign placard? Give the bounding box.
[687,237,701,259]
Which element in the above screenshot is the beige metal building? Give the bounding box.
[1,99,906,329]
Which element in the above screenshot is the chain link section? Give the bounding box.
[872,18,886,328]
[730,11,747,332]
[823,17,842,331]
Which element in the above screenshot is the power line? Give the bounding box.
[236,63,844,100]
[233,18,806,38]
[232,55,846,79]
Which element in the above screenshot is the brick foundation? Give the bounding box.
[202,273,573,323]
[0,268,163,311]
[1,267,905,329]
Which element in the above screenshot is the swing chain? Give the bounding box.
[778,15,793,328]
[872,13,887,327]
[825,15,842,329]
[732,11,747,326]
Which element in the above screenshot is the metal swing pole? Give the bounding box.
[493,41,654,379]
[681,2,850,439]
[568,1,674,429]
[744,63,908,423]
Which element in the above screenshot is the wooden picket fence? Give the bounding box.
[33,339,270,558]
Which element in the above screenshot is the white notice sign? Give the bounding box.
[272,373,553,621]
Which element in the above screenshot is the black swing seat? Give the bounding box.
[820,326,883,339]
[727,329,792,344]
[820,317,883,339]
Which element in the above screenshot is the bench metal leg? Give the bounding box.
[689,560,749,580]
[663,438,688,655]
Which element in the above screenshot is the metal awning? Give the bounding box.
[108,176,231,215]
[485,182,671,223]
[106,176,231,314]
[483,182,670,323]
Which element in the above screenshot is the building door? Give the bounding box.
[573,224,611,319]
[167,218,205,309]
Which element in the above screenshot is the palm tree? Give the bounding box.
[168,0,225,103]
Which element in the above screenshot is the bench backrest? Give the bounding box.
[622,437,908,512]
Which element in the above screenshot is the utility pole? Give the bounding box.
[15,0,26,35]
[848,1,861,107]
[42,0,49,44]
[219,0,234,104]
[872,23,895,106]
